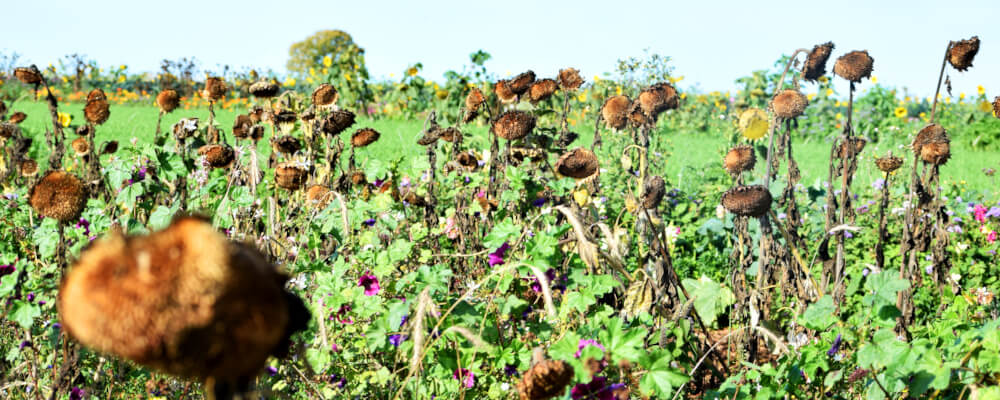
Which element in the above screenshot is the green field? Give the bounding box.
[11,100,1000,199]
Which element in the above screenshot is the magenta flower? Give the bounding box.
[488,242,510,266]
[359,273,380,296]
[988,230,998,244]
[975,204,987,223]
[570,377,623,400]
[453,368,475,388]
[575,339,605,358]
[334,304,353,324]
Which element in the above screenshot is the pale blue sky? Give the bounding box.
[3,0,998,97]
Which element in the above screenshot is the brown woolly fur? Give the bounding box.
[558,68,584,91]
[248,125,265,141]
[58,217,310,382]
[771,90,808,119]
[642,176,666,209]
[351,128,381,147]
[465,88,486,111]
[197,145,235,168]
[638,83,679,118]
[875,156,903,173]
[275,163,308,190]
[724,145,756,175]
[232,114,252,139]
[9,112,27,124]
[833,50,874,83]
[509,70,536,95]
[321,110,356,135]
[101,141,119,155]
[839,137,867,158]
[84,99,111,125]
[312,84,339,108]
[271,136,302,155]
[721,185,772,218]
[493,111,536,141]
[802,42,834,82]
[248,81,280,98]
[202,77,227,101]
[948,36,980,72]
[992,96,1000,119]
[14,67,42,84]
[554,148,599,179]
[495,80,517,104]
[87,89,107,102]
[517,359,574,400]
[306,185,332,208]
[350,170,367,186]
[71,137,91,156]
[913,124,950,165]
[29,170,87,223]
[0,122,18,139]
[76,124,94,137]
[156,90,180,113]
[456,151,480,170]
[529,79,558,103]
[20,159,38,177]
[440,127,461,143]
[601,95,631,130]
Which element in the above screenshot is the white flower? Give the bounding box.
[500,383,510,391]
[950,273,962,284]
[715,204,726,219]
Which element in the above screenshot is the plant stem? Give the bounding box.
[929,42,952,123]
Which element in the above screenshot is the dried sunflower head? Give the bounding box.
[71,137,91,156]
[801,42,834,82]
[529,79,558,103]
[271,135,302,155]
[771,90,808,119]
[557,68,584,91]
[20,159,38,177]
[642,176,666,209]
[248,80,280,98]
[321,110,356,135]
[274,162,308,190]
[29,170,87,223]
[638,82,679,119]
[495,80,517,104]
[197,144,236,168]
[9,111,27,124]
[912,124,950,165]
[312,84,339,109]
[14,67,42,85]
[948,36,980,72]
[351,128,381,147]
[201,77,227,101]
[493,111,536,141]
[721,185,772,218]
[232,114,252,139]
[833,50,874,83]
[601,95,631,130]
[509,70,536,95]
[724,145,756,175]
[84,99,111,125]
[156,90,180,113]
[516,359,574,400]
[875,155,903,173]
[554,148,599,179]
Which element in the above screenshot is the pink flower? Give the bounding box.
[988,230,998,244]
[575,339,605,358]
[445,217,459,240]
[975,204,988,223]
[453,368,475,388]
[359,273,380,296]
[488,242,510,266]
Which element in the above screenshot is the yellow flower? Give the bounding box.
[117,75,126,83]
[593,75,600,82]
[835,112,844,121]
[435,89,448,100]
[737,108,768,140]
[894,107,907,118]
[309,68,316,77]
[919,112,927,119]
[959,92,966,100]
[807,93,816,101]
[57,112,72,127]
[573,188,590,207]
[679,93,687,100]
[825,89,834,97]
[407,67,418,77]
[979,101,993,113]
[283,77,296,87]
[818,76,829,83]
[344,72,351,81]
[871,75,878,84]
[119,65,126,70]
[977,85,985,96]
[615,86,622,96]
[577,93,587,102]
[322,55,333,68]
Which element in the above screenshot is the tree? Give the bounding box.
[287,30,367,78]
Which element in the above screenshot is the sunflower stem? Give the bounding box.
[929,42,953,123]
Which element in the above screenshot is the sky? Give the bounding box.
[3,0,999,98]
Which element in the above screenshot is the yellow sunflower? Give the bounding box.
[979,101,993,113]
[894,107,907,118]
[57,112,72,128]
[738,108,769,140]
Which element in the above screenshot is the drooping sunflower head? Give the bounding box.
[771,90,808,120]
[721,185,772,218]
[833,50,874,83]
[947,36,980,72]
[801,42,835,82]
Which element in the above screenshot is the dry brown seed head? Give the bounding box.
[29,170,87,223]
[84,99,111,125]
[834,50,874,83]
[638,82,679,118]
[839,137,867,158]
[801,42,835,82]
[306,185,332,208]
[349,170,367,186]
[275,162,308,190]
[875,155,903,173]
[75,124,93,137]
[321,110,356,135]
[992,96,1000,119]
[271,136,302,155]
[913,124,951,165]
[232,114,252,139]
[495,80,517,104]
[156,90,180,113]
[300,106,316,122]
[465,88,485,111]
[601,95,631,130]
[71,137,91,156]
[456,151,479,170]
[9,111,27,124]
[312,84,339,108]
[642,176,666,209]
[721,185,772,218]
[493,111,536,141]
[724,145,756,175]
[558,68,584,91]
[0,122,19,139]
[248,80,280,98]
[172,118,199,140]
[101,141,119,155]
[528,79,558,104]
[20,159,38,177]
[248,125,265,141]
[509,70,536,95]
[516,359,574,400]
[554,148,599,179]
[202,77,227,101]
[197,144,235,168]
[440,127,461,143]
[86,89,107,102]
[248,106,265,123]
[14,67,42,85]
[948,36,980,72]
[771,90,808,119]
[351,128,380,147]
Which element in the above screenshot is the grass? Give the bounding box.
[9,100,1000,200]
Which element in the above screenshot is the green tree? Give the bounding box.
[287,30,367,78]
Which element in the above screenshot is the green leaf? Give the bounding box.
[681,277,735,327]
[639,350,689,397]
[800,295,837,331]
[483,219,520,250]
[10,301,40,330]
[148,205,178,231]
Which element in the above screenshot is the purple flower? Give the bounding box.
[453,368,475,388]
[488,242,510,266]
[136,165,147,181]
[335,304,353,324]
[70,387,85,400]
[925,265,934,275]
[400,176,411,187]
[26,293,35,302]
[532,197,547,207]
[389,334,405,347]
[363,218,376,227]
[827,334,842,357]
[358,273,380,296]
[19,340,31,350]
[570,377,622,400]
[862,268,870,277]
[504,364,519,377]
[575,339,605,358]
[0,264,15,277]
[856,205,869,214]
[987,207,1000,219]
[872,179,885,190]
[75,217,91,235]
[531,269,557,293]
[399,314,408,328]
[328,374,347,388]
[266,366,278,376]
[844,231,853,238]
[374,179,385,188]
